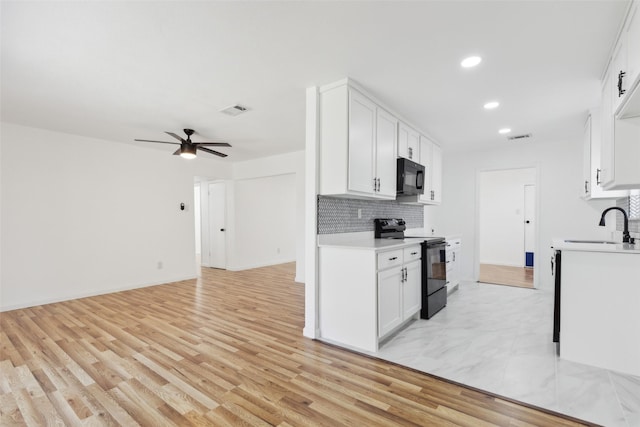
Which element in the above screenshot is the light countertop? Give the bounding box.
[552,238,640,254]
[318,231,444,251]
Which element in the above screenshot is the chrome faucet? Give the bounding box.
[599,207,635,244]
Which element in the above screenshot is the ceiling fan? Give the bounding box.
[134,128,231,159]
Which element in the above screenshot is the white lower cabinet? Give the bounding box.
[377,267,403,337]
[446,238,461,293]
[377,257,421,338]
[319,243,422,352]
[402,260,422,318]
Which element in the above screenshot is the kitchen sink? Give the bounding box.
[564,239,618,244]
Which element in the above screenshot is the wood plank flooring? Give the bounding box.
[0,262,591,426]
[479,264,534,288]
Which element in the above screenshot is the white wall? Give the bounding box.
[0,123,232,310]
[432,137,617,290]
[479,168,536,266]
[230,173,297,270]
[230,151,305,281]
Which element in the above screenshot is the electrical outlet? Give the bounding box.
[277,248,280,254]
[357,208,362,219]
[157,261,163,269]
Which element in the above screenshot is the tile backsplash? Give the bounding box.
[317,196,423,234]
[616,195,640,233]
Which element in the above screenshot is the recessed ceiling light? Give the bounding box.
[461,56,482,68]
[498,128,511,134]
[484,101,500,110]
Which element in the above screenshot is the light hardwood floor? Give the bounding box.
[0,263,590,426]
[479,264,534,288]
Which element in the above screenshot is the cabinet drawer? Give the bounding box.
[403,246,421,263]
[378,249,403,270]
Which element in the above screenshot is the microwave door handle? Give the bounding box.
[416,170,424,189]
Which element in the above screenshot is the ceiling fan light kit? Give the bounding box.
[134,128,231,159]
[179,144,197,159]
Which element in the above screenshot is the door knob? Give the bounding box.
[525,220,531,224]
[220,228,225,232]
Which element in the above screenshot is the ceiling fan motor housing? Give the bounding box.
[181,142,197,156]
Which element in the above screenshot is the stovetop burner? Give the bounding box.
[374,218,406,239]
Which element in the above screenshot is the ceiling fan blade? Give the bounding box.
[198,146,228,157]
[172,148,181,155]
[194,142,232,147]
[165,132,185,142]
[134,139,180,145]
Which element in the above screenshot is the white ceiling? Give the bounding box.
[1,1,630,162]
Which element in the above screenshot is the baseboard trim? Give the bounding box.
[226,258,296,272]
[0,275,197,312]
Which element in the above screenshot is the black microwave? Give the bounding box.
[397,158,425,196]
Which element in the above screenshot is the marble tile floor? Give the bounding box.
[376,281,640,427]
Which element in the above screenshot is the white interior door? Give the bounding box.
[524,184,536,267]
[194,184,201,256]
[208,182,226,269]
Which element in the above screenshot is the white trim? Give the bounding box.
[304,86,320,339]
[226,259,296,272]
[0,275,197,312]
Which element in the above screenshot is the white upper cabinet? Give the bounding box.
[601,63,640,191]
[318,78,442,200]
[431,143,443,204]
[612,1,640,113]
[347,90,377,194]
[397,134,443,205]
[582,111,628,199]
[626,2,640,88]
[418,136,433,204]
[420,136,441,205]
[319,83,397,200]
[612,37,629,113]
[599,3,640,191]
[398,122,420,161]
[376,109,399,198]
[601,67,615,187]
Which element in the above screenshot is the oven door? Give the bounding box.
[421,239,447,319]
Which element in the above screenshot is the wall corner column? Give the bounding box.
[303,86,320,339]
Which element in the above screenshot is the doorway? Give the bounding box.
[194,183,202,269]
[478,168,536,288]
[199,181,227,269]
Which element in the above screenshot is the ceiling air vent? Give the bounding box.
[220,104,248,116]
[507,133,532,141]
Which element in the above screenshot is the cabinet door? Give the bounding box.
[431,143,443,203]
[378,268,402,337]
[402,261,422,319]
[600,70,615,187]
[586,110,628,198]
[626,2,640,87]
[582,115,592,198]
[611,39,628,113]
[348,90,376,195]
[419,136,434,204]
[447,240,461,288]
[398,122,419,161]
[376,109,398,198]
